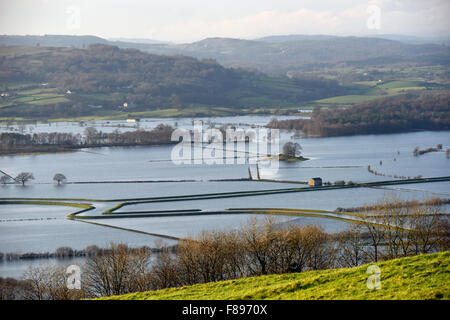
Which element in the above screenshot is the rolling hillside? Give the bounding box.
[0,44,347,119]
[1,34,448,75]
[0,35,448,120]
[100,252,450,300]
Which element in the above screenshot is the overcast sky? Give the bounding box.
[0,0,449,43]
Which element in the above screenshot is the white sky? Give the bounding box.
[0,0,449,43]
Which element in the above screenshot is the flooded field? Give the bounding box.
[1,116,449,279]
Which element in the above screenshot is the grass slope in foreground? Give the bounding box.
[101,252,449,300]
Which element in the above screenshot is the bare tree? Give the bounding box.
[84,126,99,145]
[304,226,336,270]
[282,142,302,158]
[177,231,228,284]
[408,198,446,255]
[150,248,179,290]
[15,172,34,186]
[360,205,386,262]
[0,175,11,184]
[53,173,67,185]
[370,196,447,259]
[84,243,151,297]
[22,264,85,300]
[0,277,26,300]
[241,217,277,276]
[286,225,318,273]
[337,224,367,267]
[219,230,247,279]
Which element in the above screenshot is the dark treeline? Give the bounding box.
[2,196,448,300]
[0,124,174,154]
[267,93,450,137]
[0,244,176,262]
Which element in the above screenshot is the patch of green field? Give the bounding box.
[315,94,387,105]
[0,81,37,90]
[14,96,39,103]
[378,80,425,89]
[387,87,427,94]
[313,78,444,107]
[0,101,15,108]
[0,82,70,108]
[31,93,65,99]
[27,97,69,105]
[13,94,68,105]
[78,93,116,101]
[252,77,301,91]
[18,88,59,95]
[352,81,380,86]
[101,252,450,300]
[130,107,237,118]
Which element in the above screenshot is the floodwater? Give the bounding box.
[1,116,449,278]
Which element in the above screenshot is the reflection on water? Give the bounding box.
[0,256,86,280]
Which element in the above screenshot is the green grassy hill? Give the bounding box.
[100,252,450,300]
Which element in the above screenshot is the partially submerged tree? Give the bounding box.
[0,175,12,184]
[53,173,67,185]
[361,196,448,260]
[15,172,34,186]
[337,224,367,268]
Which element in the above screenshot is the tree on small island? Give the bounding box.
[53,173,67,185]
[15,172,34,186]
[281,142,304,161]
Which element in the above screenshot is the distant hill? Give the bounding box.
[256,34,341,43]
[257,34,450,45]
[365,34,450,45]
[108,38,171,45]
[1,34,448,75]
[159,36,449,74]
[0,34,108,47]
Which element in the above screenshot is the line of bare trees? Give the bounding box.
[1,196,448,300]
[0,172,66,186]
[355,196,449,262]
[0,124,175,155]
